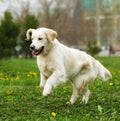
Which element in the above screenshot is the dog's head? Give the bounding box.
[26,28,57,56]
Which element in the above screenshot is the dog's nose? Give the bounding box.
[30,45,35,51]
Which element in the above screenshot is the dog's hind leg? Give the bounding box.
[82,85,90,104]
[69,84,79,104]
[70,73,91,104]
[69,76,85,104]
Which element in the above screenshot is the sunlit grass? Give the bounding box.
[0,57,120,121]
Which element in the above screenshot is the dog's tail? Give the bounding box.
[95,60,112,81]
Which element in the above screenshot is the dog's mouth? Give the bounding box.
[32,46,44,55]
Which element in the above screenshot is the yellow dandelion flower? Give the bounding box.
[0,77,4,81]
[51,112,57,117]
[111,71,116,75]
[28,72,37,78]
[32,72,37,78]
[6,77,9,81]
[109,82,113,86]
[15,76,20,81]
[6,90,13,95]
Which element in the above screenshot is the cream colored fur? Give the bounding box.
[26,27,112,104]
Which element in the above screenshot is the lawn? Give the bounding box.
[0,57,120,121]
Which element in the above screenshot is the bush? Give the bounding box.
[87,40,101,56]
[0,11,20,59]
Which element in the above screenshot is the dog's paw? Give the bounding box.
[66,101,71,105]
[43,85,52,96]
[82,96,88,104]
[66,101,75,105]
[43,90,53,97]
[82,90,90,104]
[82,94,89,104]
[43,91,50,97]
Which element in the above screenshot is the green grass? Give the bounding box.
[0,57,120,121]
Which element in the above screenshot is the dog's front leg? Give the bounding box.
[43,70,64,96]
[40,73,47,89]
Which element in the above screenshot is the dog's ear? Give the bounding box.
[26,28,33,41]
[45,29,57,43]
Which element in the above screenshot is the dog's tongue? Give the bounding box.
[32,50,38,55]
[31,47,44,55]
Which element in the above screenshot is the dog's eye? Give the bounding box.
[38,37,42,40]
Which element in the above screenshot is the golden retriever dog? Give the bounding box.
[26,27,112,104]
